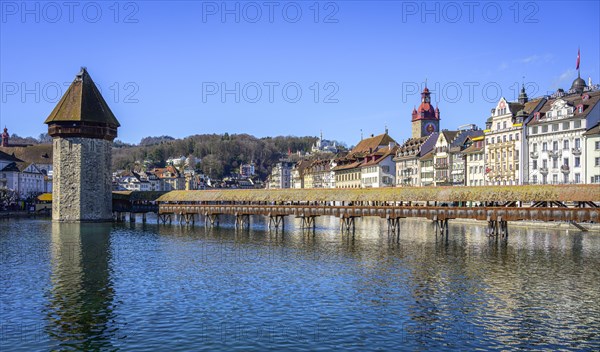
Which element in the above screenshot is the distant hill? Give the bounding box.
[112,133,318,179]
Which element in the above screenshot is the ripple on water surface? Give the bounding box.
[1,217,599,351]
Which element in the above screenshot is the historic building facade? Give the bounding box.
[584,123,600,184]
[433,131,458,186]
[334,133,396,189]
[526,88,600,184]
[463,136,485,186]
[267,161,292,189]
[484,97,527,185]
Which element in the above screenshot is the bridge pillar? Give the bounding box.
[129,212,136,223]
[297,215,317,230]
[486,216,508,239]
[340,216,356,233]
[268,214,285,231]
[158,213,172,224]
[434,217,449,237]
[235,213,250,229]
[205,213,220,227]
[180,213,195,225]
[142,213,147,223]
[387,216,402,240]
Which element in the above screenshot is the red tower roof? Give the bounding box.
[412,87,440,121]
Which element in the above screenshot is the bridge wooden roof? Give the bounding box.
[156,185,598,203]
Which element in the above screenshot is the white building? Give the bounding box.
[526,89,600,184]
[360,145,397,188]
[0,151,46,199]
[584,123,600,183]
[419,150,434,186]
[433,131,458,186]
[267,161,292,189]
[463,136,486,186]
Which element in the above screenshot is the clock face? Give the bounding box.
[425,123,436,134]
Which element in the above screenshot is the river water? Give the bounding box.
[1,216,599,351]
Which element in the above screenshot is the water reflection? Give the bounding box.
[46,222,117,351]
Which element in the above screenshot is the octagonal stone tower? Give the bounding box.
[45,68,120,222]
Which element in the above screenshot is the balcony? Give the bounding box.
[547,150,560,159]
[561,165,570,173]
[434,164,448,169]
[540,167,549,174]
[571,148,581,156]
[530,151,538,159]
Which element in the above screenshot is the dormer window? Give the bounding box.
[547,112,552,118]
[557,110,562,116]
[576,104,584,113]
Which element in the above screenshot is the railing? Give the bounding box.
[530,151,538,159]
[158,204,599,223]
[540,167,549,174]
[561,165,570,173]
[572,148,582,156]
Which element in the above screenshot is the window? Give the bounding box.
[575,138,581,149]
[503,135,506,142]
[553,174,558,183]
[575,157,580,167]
[553,159,558,168]
[532,175,538,184]
[532,126,538,134]
[595,141,600,150]
[574,120,581,128]
[496,123,500,130]
[516,133,519,141]
[533,143,538,152]
[547,112,552,118]
[557,110,562,116]
[564,140,569,150]
[503,121,507,129]
[575,173,580,183]
[542,125,548,133]
[533,160,537,170]
[509,134,513,141]
[553,141,558,151]
[563,158,569,167]
[552,124,559,132]
[596,157,600,167]
[543,159,547,168]
[563,122,569,130]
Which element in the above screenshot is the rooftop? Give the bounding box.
[44,68,121,127]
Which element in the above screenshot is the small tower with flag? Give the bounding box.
[44,68,120,222]
[571,48,587,94]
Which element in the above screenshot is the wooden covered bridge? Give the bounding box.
[127,185,600,238]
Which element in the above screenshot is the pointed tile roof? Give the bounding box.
[44,68,120,127]
[351,133,396,154]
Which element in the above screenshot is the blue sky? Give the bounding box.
[1,1,599,145]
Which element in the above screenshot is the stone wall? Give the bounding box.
[52,137,113,221]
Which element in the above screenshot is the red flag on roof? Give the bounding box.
[576,48,580,70]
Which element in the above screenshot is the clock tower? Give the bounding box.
[411,86,440,139]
